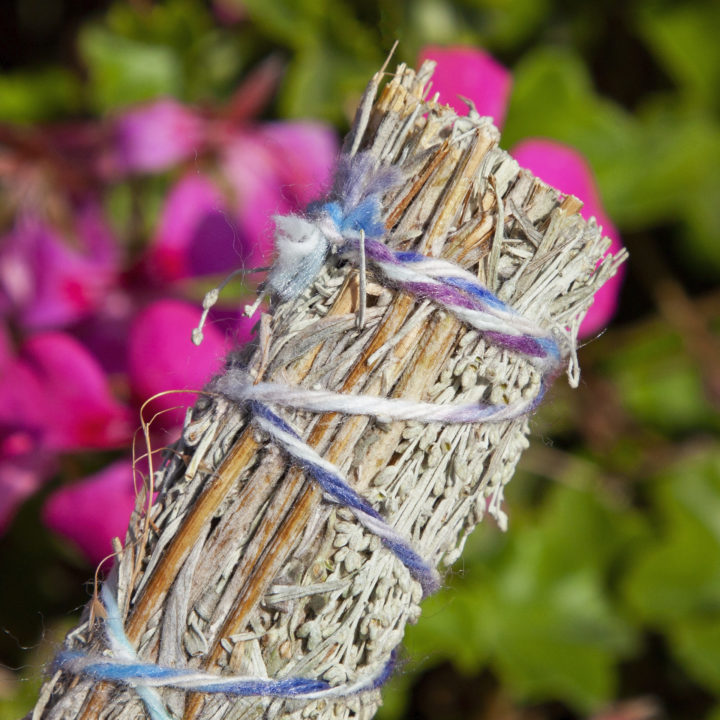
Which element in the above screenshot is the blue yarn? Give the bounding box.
[321,200,344,229]
[318,198,385,238]
[393,250,425,263]
[439,275,509,310]
[534,336,562,363]
[57,651,331,696]
[250,402,439,596]
[87,586,177,720]
[340,198,385,237]
[56,649,400,700]
[56,586,401,711]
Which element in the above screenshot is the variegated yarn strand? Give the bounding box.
[30,58,626,720]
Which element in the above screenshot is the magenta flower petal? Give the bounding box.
[0,349,47,435]
[43,459,137,565]
[0,329,131,532]
[222,134,288,269]
[221,124,337,270]
[0,209,118,331]
[147,173,246,281]
[19,332,133,450]
[0,325,10,370]
[151,174,222,280]
[128,300,228,428]
[511,139,625,337]
[111,99,205,175]
[206,303,263,347]
[259,122,338,207]
[419,46,512,128]
[0,430,56,533]
[75,200,120,266]
[234,308,262,346]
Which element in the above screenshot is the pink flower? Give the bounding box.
[419,46,512,128]
[5,90,338,560]
[0,439,50,535]
[0,431,55,533]
[37,299,238,561]
[111,99,205,174]
[258,122,339,208]
[0,330,132,531]
[1,332,133,452]
[220,122,338,269]
[43,460,137,565]
[145,173,244,282]
[0,204,118,331]
[0,328,56,531]
[511,141,625,337]
[0,78,339,560]
[144,121,338,281]
[128,299,230,429]
[422,46,624,336]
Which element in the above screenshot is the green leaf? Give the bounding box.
[638,0,720,112]
[239,0,384,123]
[407,0,466,49]
[673,619,720,694]
[184,30,246,103]
[603,323,720,434]
[407,0,550,53]
[501,45,720,254]
[623,450,720,691]
[101,0,246,104]
[235,0,323,48]
[464,0,552,50]
[0,68,81,124]
[105,0,214,46]
[79,26,184,112]
[280,42,380,124]
[403,483,640,712]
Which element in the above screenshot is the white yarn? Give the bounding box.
[214,368,539,425]
[266,215,329,301]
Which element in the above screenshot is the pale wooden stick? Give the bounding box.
[31,60,626,720]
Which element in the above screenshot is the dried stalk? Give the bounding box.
[31,59,626,720]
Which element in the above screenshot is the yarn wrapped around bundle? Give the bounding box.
[32,58,626,720]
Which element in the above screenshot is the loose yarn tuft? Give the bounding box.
[58,153,568,719]
[266,153,563,373]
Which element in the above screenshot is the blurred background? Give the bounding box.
[1,1,719,719]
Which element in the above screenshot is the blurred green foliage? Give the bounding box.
[0,68,81,124]
[1,0,719,718]
[400,481,644,711]
[623,450,720,693]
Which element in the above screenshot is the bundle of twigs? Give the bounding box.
[31,58,626,720]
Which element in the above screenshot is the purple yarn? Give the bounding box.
[363,240,481,311]
[313,155,562,372]
[440,275,508,310]
[356,237,561,364]
[251,402,440,597]
[484,331,547,359]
